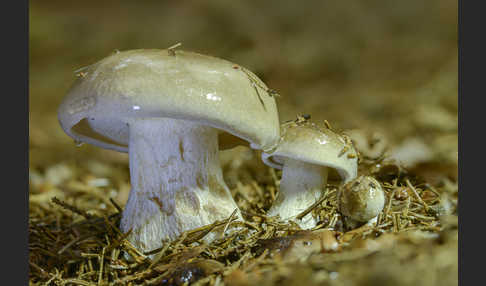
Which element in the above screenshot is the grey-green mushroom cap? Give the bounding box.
[58,49,280,152]
[262,121,358,183]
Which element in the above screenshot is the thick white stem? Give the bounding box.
[269,158,328,229]
[120,118,241,254]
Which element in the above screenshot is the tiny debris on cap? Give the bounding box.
[296,114,311,123]
[323,120,332,129]
[167,42,182,56]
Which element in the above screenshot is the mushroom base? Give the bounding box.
[120,118,241,255]
[268,158,328,229]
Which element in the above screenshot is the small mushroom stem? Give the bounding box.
[120,118,241,254]
[269,158,328,229]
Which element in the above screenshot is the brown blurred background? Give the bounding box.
[29,0,457,171]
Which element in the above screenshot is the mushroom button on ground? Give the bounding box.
[262,119,358,229]
[338,175,385,227]
[57,49,281,256]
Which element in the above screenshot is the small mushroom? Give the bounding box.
[337,175,385,223]
[58,49,280,254]
[262,120,358,229]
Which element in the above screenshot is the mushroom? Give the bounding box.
[262,119,358,229]
[58,49,280,254]
[337,175,385,226]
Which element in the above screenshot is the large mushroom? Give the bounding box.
[58,49,280,254]
[262,119,358,229]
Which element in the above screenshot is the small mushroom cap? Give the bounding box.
[338,175,385,222]
[262,120,358,183]
[58,49,280,152]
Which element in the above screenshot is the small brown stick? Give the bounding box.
[221,208,239,238]
[109,198,123,213]
[392,213,400,232]
[113,268,155,284]
[402,196,411,217]
[81,253,100,258]
[29,261,50,279]
[98,247,106,285]
[323,120,332,129]
[105,229,132,252]
[239,66,278,98]
[328,213,339,229]
[406,179,429,212]
[375,213,383,227]
[51,197,92,219]
[123,240,148,264]
[184,220,228,244]
[57,235,86,255]
[167,42,182,56]
[148,242,171,269]
[385,188,397,218]
[62,278,93,286]
[424,183,442,198]
[44,270,59,286]
[407,211,436,221]
[101,214,117,237]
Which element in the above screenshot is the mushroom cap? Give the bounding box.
[262,120,358,183]
[338,175,385,222]
[58,49,280,153]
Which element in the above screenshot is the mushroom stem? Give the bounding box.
[120,118,241,253]
[269,158,328,229]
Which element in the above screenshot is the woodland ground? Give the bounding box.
[29,1,457,285]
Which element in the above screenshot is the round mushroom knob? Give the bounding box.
[338,175,385,222]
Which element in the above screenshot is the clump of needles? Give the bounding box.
[29,142,457,285]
